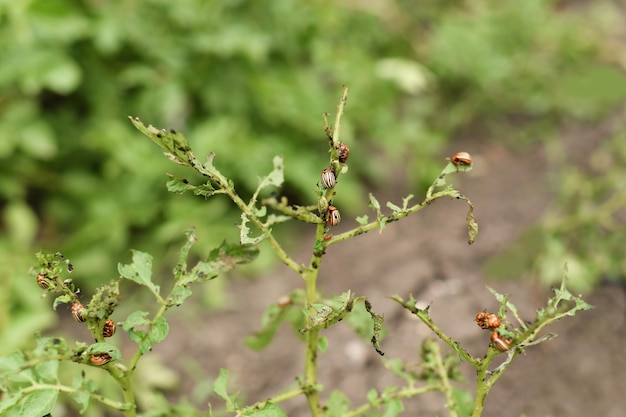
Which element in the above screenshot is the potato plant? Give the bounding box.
[0,88,591,417]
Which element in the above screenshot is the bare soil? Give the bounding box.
[137,121,626,416]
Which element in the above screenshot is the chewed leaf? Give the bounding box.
[240,213,270,244]
[166,176,218,198]
[129,117,192,166]
[241,402,288,417]
[465,199,479,244]
[301,292,355,333]
[369,193,387,232]
[177,241,259,288]
[250,156,284,206]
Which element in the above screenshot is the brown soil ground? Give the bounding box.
[139,119,626,417]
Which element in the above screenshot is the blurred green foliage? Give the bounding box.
[485,123,626,292]
[1,0,625,357]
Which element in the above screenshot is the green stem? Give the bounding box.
[224,188,302,274]
[471,348,500,417]
[430,342,458,417]
[390,295,479,367]
[23,383,132,412]
[128,303,168,373]
[302,223,327,417]
[107,364,137,417]
[330,86,349,148]
[341,384,441,417]
[325,191,456,246]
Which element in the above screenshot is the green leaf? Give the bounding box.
[0,392,22,414]
[202,241,259,274]
[326,390,350,417]
[242,402,287,417]
[118,250,160,298]
[402,194,414,209]
[249,156,284,207]
[18,389,57,417]
[122,311,150,330]
[355,215,369,225]
[213,369,236,411]
[70,371,93,413]
[86,342,121,361]
[53,294,73,310]
[246,304,284,351]
[34,360,58,383]
[367,388,379,404]
[452,388,474,416]
[381,398,404,417]
[301,292,355,333]
[0,351,26,373]
[148,316,169,344]
[239,213,270,245]
[168,285,193,306]
[386,201,402,213]
[369,193,387,232]
[180,241,259,288]
[166,176,218,198]
[129,117,193,166]
[318,336,329,353]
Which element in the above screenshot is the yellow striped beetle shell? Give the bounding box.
[327,205,341,227]
[321,168,336,189]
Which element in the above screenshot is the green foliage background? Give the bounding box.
[1,0,625,362]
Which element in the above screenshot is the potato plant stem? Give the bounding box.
[302,222,328,416]
[22,383,131,412]
[325,191,461,247]
[342,384,441,417]
[223,188,302,274]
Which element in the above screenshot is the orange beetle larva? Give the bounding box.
[486,313,502,329]
[476,311,502,330]
[336,143,350,164]
[475,311,489,329]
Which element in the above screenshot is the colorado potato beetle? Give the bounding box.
[36,274,50,289]
[103,319,116,338]
[71,302,86,323]
[451,151,472,166]
[336,143,350,164]
[327,205,341,227]
[490,330,510,352]
[89,353,112,366]
[321,168,336,189]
